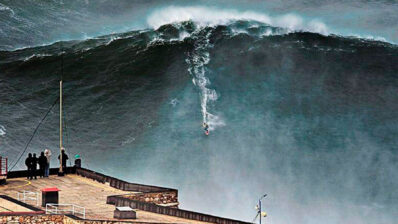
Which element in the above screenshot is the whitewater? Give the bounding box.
[186,28,224,131]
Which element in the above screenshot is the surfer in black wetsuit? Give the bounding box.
[203,122,209,135]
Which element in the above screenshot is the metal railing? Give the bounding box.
[17,190,39,206]
[45,203,86,219]
[76,167,177,193]
[107,195,252,224]
[0,157,7,176]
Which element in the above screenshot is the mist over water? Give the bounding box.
[1,1,398,224]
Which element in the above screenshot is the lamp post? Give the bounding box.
[258,194,267,224]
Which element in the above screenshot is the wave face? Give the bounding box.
[1,20,398,223]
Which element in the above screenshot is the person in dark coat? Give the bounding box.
[25,153,33,180]
[58,148,69,174]
[31,153,38,179]
[38,152,47,178]
[74,154,81,168]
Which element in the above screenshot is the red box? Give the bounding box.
[41,188,60,192]
[41,187,60,207]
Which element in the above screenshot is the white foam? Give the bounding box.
[23,54,52,62]
[121,136,135,146]
[170,98,178,107]
[339,33,391,44]
[0,125,6,137]
[186,29,225,131]
[206,113,225,131]
[363,35,388,43]
[148,6,271,29]
[147,6,329,35]
[308,20,329,34]
[105,35,121,45]
[178,31,191,41]
[0,3,15,16]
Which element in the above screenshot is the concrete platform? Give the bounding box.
[0,198,33,212]
[0,174,210,223]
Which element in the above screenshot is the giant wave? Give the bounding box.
[1,19,398,224]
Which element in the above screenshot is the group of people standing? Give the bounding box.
[25,148,73,179]
[25,149,52,180]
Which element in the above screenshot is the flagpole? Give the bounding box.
[58,80,64,176]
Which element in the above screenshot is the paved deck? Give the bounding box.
[0,198,33,212]
[0,175,210,223]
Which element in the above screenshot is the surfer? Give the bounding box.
[203,122,209,135]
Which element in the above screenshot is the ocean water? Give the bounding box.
[1,1,398,223]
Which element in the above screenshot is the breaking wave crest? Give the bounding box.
[147,6,329,35]
[0,3,14,16]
